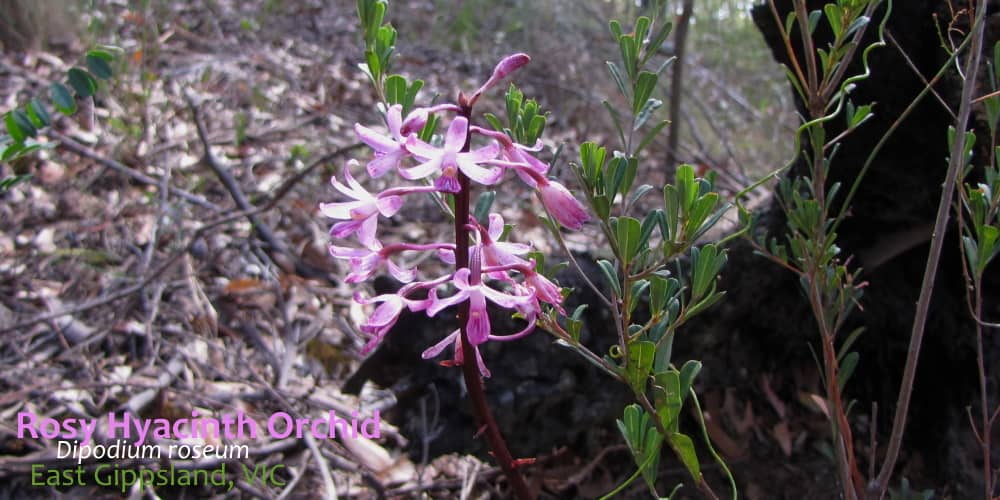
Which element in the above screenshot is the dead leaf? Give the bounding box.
[772,421,793,457]
[760,374,787,419]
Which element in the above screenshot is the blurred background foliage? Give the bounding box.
[393,0,796,191]
[0,0,793,190]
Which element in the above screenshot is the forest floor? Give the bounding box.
[0,1,942,499]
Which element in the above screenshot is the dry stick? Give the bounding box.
[50,131,221,211]
[0,140,356,334]
[183,91,321,279]
[869,1,988,497]
[885,31,956,121]
[665,0,694,167]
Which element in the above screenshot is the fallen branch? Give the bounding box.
[51,131,221,211]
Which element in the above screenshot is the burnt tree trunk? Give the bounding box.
[676,0,1000,494]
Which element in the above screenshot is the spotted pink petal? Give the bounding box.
[466,291,491,345]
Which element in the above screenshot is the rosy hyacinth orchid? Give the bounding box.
[329,242,456,284]
[355,103,460,178]
[538,178,589,230]
[465,53,531,108]
[355,291,434,355]
[427,266,535,346]
[472,214,531,280]
[523,267,565,313]
[421,329,492,377]
[320,161,438,249]
[402,116,501,192]
[472,126,550,188]
[487,159,590,231]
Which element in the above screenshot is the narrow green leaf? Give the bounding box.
[602,100,628,150]
[597,259,622,297]
[638,209,661,250]
[0,173,33,191]
[654,370,682,431]
[837,351,859,392]
[617,216,642,263]
[635,119,668,156]
[606,61,629,99]
[634,98,662,130]
[632,71,658,115]
[824,4,843,37]
[837,327,865,363]
[678,360,702,400]
[807,9,822,35]
[384,74,406,106]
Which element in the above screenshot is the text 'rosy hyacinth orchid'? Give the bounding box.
[321,53,589,378]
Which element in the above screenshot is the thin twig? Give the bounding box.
[51,131,221,211]
[870,1,988,496]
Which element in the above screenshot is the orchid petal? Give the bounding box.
[400,157,442,180]
[457,158,503,185]
[444,117,468,152]
[357,215,380,250]
[421,329,459,359]
[480,284,534,309]
[387,258,417,283]
[403,136,441,160]
[466,292,490,345]
[355,123,399,153]
[375,195,403,217]
[487,213,505,240]
[385,105,403,139]
[427,288,469,317]
[366,150,405,178]
[319,200,362,219]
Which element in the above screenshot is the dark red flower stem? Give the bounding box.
[454,103,533,500]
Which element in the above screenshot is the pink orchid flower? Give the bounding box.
[355,103,460,178]
[486,159,590,231]
[471,214,532,281]
[421,315,536,378]
[472,126,550,188]
[402,116,501,192]
[320,161,438,249]
[355,291,433,355]
[427,263,535,346]
[464,53,531,108]
[328,242,456,284]
[538,178,589,230]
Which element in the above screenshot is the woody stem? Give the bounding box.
[454,103,533,500]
